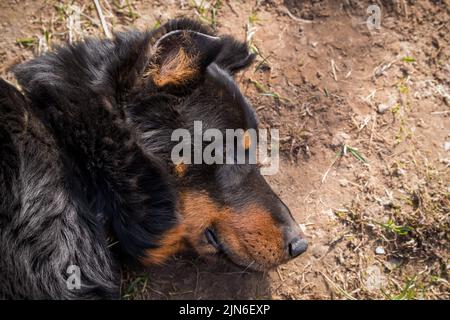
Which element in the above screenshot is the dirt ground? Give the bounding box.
[0,0,448,300]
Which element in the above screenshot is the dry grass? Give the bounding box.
[333,155,449,299]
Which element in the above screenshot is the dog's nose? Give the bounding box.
[288,237,308,258]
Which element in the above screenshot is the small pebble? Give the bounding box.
[444,141,450,151]
[375,246,386,255]
[331,132,350,148]
[377,103,392,114]
[311,245,328,259]
[379,197,393,207]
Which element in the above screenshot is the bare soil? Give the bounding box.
[0,0,448,299]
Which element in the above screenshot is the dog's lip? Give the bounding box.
[205,228,223,252]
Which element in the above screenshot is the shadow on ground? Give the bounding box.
[122,252,271,300]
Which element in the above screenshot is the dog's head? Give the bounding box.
[127,19,307,271]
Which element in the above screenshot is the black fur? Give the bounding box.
[0,78,118,299]
[0,18,255,299]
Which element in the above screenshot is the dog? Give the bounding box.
[0,18,308,299]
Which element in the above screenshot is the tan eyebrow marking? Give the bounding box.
[243,130,252,150]
[174,162,187,177]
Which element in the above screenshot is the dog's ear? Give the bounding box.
[214,36,256,74]
[145,27,255,88]
[145,30,223,88]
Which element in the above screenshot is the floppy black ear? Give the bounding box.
[214,36,256,74]
[145,30,224,88]
[145,18,255,88]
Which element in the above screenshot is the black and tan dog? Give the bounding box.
[0,18,307,299]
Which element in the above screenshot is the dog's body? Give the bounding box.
[0,76,119,298]
[0,19,307,299]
